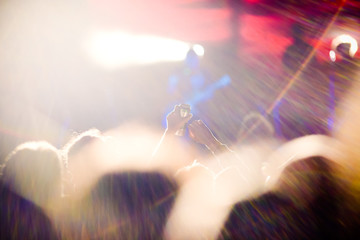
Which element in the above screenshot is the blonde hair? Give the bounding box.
[1,141,62,206]
[60,128,104,172]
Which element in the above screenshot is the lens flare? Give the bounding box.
[85,31,194,69]
[331,34,358,58]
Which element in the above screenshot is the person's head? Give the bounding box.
[61,128,110,197]
[82,171,177,239]
[272,156,344,209]
[1,141,62,207]
[185,48,200,69]
[62,129,103,163]
[291,23,306,41]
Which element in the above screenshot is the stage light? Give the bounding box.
[85,31,193,69]
[192,44,205,57]
[218,74,231,87]
[329,50,336,62]
[331,34,358,58]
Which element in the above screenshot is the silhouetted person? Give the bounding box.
[168,49,207,103]
[1,141,62,209]
[0,141,61,239]
[277,22,331,140]
[0,181,59,239]
[282,23,313,76]
[78,171,177,239]
[218,156,349,239]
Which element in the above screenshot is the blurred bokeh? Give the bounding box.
[0,0,359,161]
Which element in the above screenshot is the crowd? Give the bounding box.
[1,1,360,239]
[1,89,360,240]
[1,36,360,238]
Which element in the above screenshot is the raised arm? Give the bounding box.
[188,120,232,156]
[188,120,254,187]
[151,105,193,172]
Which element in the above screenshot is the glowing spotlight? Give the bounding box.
[329,50,336,62]
[218,74,231,87]
[331,34,358,58]
[192,44,205,57]
[85,31,192,69]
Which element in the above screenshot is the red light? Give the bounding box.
[245,0,261,3]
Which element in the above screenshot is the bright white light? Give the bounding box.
[329,50,336,62]
[331,34,358,58]
[192,44,205,57]
[86,31,191,69]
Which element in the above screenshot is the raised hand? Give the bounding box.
[188,120,231,155]
[166,104,193,134]
[188,120,216,145]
